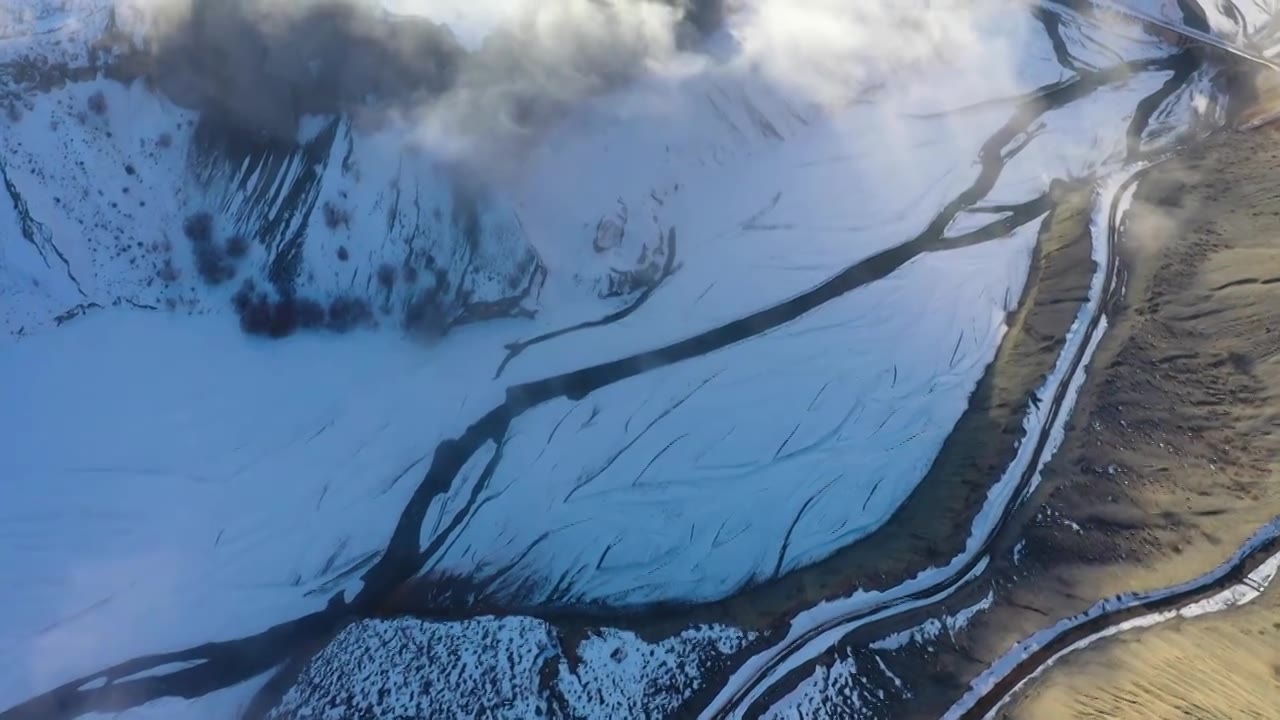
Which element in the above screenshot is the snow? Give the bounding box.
[560,625,757,717]
[764,584,1031,717]
[82,672,272,720]
[759,590,1004,720]
[763,658,871,720]
[0,309,513,706]
[0,76,543,338]
[267,616,752,719]
[874,657,906,694]
[1096,0,1280,48]
[865,590,996,653]
[422,231,1035,606]
[0,0,1255,716]
[503,6,1067,373]
[698,161,1142,719]
[271,616,559,720]
[0,1,113,67]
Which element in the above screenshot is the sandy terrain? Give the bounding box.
[756,69,1280,720]
[614,58,1280,720]
[1007,579,1280,719]
[985,107,1280,719]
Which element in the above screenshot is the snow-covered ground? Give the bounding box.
[694,156,1168,720]
[762,590,994,720]
[267,616,752,719]
[0,75,544,339]
[0,0,1247,716]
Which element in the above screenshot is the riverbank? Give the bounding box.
[877,95,1280,719]
[254,55,1280,720]
[1005,562,1280,719]
[721,69,1280,719]
[623,182,1091,641]
[991,112,1280,719]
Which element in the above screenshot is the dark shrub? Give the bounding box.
[184,213,235,285]
[233,281,277,336]
[233,278,373,338]
[327,296,374,332]
[322,201,349,230]
[87,91,108,116]
[225,234,250,259]
[192,242,235,284]
[336,245,349,261]
[183,212,214,245]
[404,291,447,336]
[292,297,327,329]
[231,280,256,312]
[232,281,323,338]
[156,260,180,284]
[376,263,396,292]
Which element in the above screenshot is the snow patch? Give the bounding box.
[268,616,752,719]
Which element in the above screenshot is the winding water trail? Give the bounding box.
[707,152,1146,720]
[1,5,1272,720]
[946,519,1280,719]
[727,58,1280,720]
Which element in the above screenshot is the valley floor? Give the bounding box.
[1007,563,1280,719]
[7,4,1280,719]
[933,93,1280,719]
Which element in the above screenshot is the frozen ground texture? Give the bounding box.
[759,591,994,720]
[267,617,751,719]
[0,70,544,339]
[0,0,1247,717]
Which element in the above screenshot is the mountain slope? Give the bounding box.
[0,1,1248,717]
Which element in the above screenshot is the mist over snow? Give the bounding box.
[89,0,1039,169]
[0,0,1258,717]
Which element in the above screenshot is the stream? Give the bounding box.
[3,1,1280,718]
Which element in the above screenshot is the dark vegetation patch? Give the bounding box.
[183,212,237,285]
[322,201,350,230]
[232,280,374,337]
[327,295,376,332]
[225,234,250,259]
[156,259,180,284]
[376,263,397,293]
[86,90,108,116]
[336,245,349,261]
[404,290,448,336]
[603,229,676,298]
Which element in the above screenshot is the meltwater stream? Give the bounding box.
[2,1,1279,718]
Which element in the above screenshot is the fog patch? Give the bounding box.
[105,0,720,168]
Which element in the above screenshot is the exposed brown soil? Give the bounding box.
[863,108,1280,720]
[1007,577,1280,719]
[987,118,1280,720]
